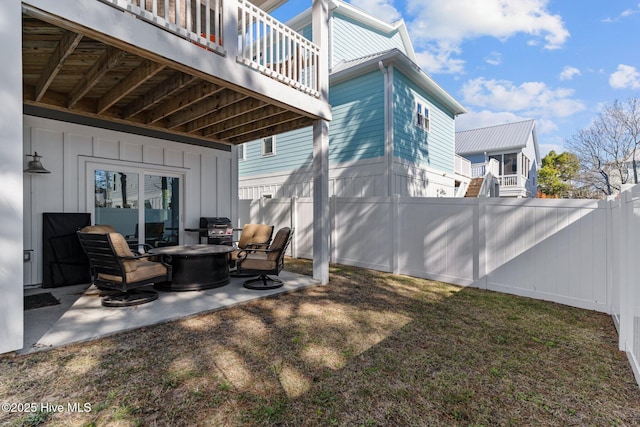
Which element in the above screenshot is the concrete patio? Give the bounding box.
[21,270,318,354]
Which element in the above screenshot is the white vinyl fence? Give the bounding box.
[239,189,640,386]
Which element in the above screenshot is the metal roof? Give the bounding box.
[455,119,536,154]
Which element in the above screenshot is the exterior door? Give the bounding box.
[93,167,182,248]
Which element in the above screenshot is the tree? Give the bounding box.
[538,150,579,197]
[565,97,640,197]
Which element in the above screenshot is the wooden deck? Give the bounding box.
[21,1,323,146]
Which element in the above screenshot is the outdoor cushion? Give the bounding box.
[80,226,137,272]
[238,252,277,271]
[237,224,273,248]
[266,229,289,260]
[80,224,116,234]
[98,260,167,283]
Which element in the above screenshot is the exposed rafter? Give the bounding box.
[34,31,82,102]
[67,46,126,109]
[22,13,317,146]
[97,60,166,114]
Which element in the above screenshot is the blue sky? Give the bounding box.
[273,0,640,158]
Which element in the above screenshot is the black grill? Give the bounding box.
[199,217,233,245]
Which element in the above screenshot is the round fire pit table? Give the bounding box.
[149,244,234,291]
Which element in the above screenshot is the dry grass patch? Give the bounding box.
[1,259,639,426]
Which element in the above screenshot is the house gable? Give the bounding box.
[331,12,407,67]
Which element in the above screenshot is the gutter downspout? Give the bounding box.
[379,61,394,196]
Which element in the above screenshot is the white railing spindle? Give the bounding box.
[98,0,319,96]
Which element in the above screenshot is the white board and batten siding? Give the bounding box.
[23,115,237,286]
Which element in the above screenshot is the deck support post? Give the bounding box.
[0,0,25,354]
[312,0,330,285]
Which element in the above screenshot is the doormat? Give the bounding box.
[24,292,60,310]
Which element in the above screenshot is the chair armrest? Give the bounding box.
[245,242,269,250]
[128,242,153,255]
[121,252,172,268]
[236,246,276,262]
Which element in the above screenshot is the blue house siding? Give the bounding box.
[331,12,405,66]
[239,127,313,175]
[240,70,384,176]
[393,71,455,174]
[329,70,384,163]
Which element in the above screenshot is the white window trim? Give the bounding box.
[238,144,245,161]
[415,102,430,132]
[262,136,276,157]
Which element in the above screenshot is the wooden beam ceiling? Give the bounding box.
[22,13,315,146]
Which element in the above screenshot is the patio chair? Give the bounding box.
[77,226,172,307]
[125,222,166,248]
[228,224,274,269]
[235,227,294,290]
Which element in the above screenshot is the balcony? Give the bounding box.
[471,160,531,197]
[21,0,329,146]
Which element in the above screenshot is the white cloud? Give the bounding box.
[405,0,569,74]
[348,0,401,23]
[455,110,525,131]
[609,64,640,89]
[460,77,585,118]
[621,3,640,17]
[485,51,502,66]
[406,0,569,48]
[559,66,581,81]
[414,47,465,74]
[603,3,640,22]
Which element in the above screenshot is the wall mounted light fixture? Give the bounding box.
[24,152,51,174]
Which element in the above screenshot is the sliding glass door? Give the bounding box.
[93,167,182,248]
[143,174,180,247]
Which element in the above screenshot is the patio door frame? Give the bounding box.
[82,157,187,246]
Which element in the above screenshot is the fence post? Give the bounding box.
[619,190,632,352]
[473,196,488,289]
[391,194,399,274]
[290,196,298,258]
[330,195,336,263]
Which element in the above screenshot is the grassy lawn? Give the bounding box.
[1,259,639,426]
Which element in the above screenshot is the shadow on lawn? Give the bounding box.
[1,260,639,426]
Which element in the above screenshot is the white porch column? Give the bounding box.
[0,0,25,354]
[312,0,330,284]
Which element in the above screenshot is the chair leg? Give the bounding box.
[101,289,158,307]
[243,275,284,290]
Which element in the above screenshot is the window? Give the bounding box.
[521,155,530,178]
[503,153,518,175]
[262,193,273,199]
[238,144,245,161]
[94,169,181,247]
[416,103,430,132]
[262,136,275,156]
[489,153,518,176]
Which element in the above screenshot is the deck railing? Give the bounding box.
[237,0,320,97]
[471,159,500,179]
[454,154,471,178]
[99,0,321,97]
[500,174,519,187]
[101,0,224,52]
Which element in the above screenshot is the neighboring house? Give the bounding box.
[1,0,331,355]
[238,0,467,199]
[456,119,541,198]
